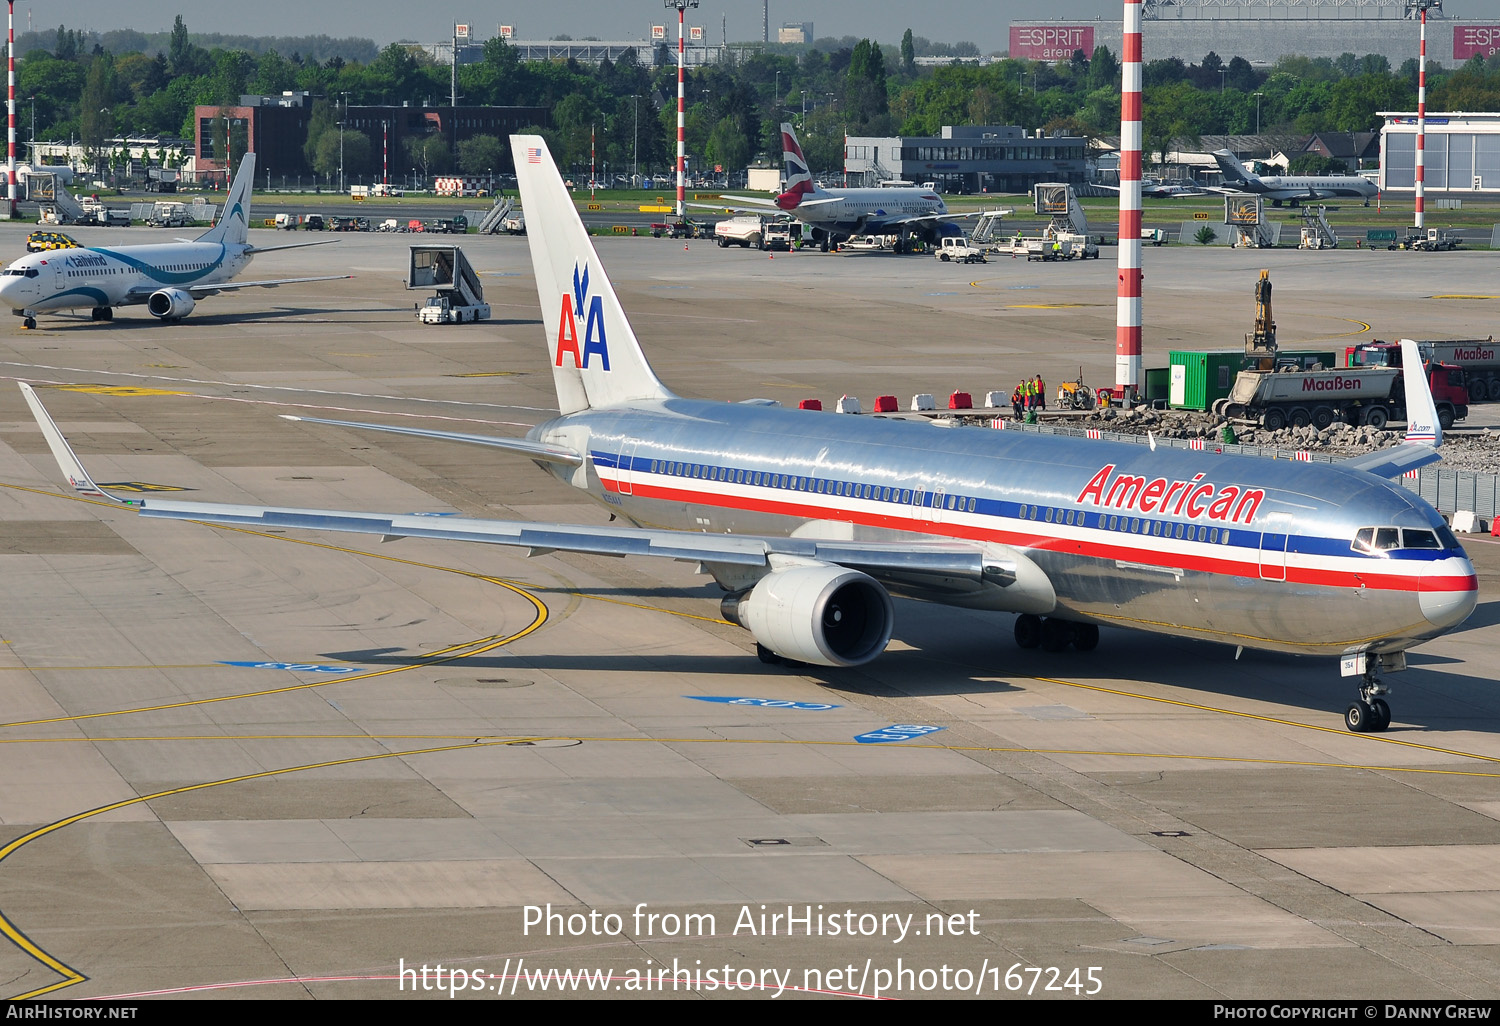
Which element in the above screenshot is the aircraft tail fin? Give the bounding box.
[1212,149,1255,186]
[196,152,255,247]
[1399,338,1441,447]
[776,122,815,209]
[511,136,672,415]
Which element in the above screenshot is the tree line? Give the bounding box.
[22,16,1500,181]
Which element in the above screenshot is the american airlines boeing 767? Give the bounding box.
[21,136,1476,733]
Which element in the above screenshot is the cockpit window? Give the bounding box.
[1353,525,1454,555]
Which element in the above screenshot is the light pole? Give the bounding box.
[1407,0,1441,233]
[338,91,348,194]
[665,0,700,219]
[1254,91,1263,136]
[630,94,639,183]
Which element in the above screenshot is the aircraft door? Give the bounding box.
[1258,516,1290,581]
[51,259,64,291]
[617,442,638,496]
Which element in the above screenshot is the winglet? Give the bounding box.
[17,383,131,504]
[1399,337,1440,447]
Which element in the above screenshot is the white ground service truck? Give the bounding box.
[410,245,491,325]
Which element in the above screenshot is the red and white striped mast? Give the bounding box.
[1116,0,1144,398]
[8,0,17,217]
[1409,0,1440,233]
[666,0,699,220]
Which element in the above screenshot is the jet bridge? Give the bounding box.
[409,245,491,324]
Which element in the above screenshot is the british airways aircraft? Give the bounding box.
[698,124,957,252]
[0,152,346,328]
[21,136,1477,734]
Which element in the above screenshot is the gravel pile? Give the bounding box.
[1078,406,1500,475]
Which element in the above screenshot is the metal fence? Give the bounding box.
[967,415,1497,517]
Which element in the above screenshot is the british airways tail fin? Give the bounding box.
[196,152,254,248]
[511,136,672,415]
[777,122,815,209]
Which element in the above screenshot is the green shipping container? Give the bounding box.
[1168,349,1243,410]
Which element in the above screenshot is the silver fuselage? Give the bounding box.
[530,399,1476,658]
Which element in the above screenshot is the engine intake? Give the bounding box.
[147,288,196,320]
[722,565,893,667]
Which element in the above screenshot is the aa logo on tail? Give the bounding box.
[556,262,611,371]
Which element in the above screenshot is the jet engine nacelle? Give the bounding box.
[721,564,893,667]
[147,288,196,320]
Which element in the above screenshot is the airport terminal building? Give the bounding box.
[1380,112,1500,195]
[844,125,1088,193]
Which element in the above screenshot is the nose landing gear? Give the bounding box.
[1345,664,1393,733]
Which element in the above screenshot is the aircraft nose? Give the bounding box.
[1420,566,1478,631]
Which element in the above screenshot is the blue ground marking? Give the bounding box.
[687,696,841,711]
[854,723,946,744]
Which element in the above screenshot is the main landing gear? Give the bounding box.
[1345,667,1393,733]
[1014,613,1098,653]
[90,307,113,322]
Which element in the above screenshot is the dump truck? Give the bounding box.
[1347,338,1500,402]
[410,244,491,325]
[1214,363,1468,431]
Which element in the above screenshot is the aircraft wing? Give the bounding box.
[244,239,343,255]
[279,414,583,466]
[120,275,355,303]
[1341,445,1441,479]
[1340,338,1446,479]
[19,383,1015,591]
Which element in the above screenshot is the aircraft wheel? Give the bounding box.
[1344,700,1374,733]
[1363,405,1389,430]
[1311,406,1335,430]
[1261,408,1286,431]
[756,643,782,665]
[1073,623,1100,652]
[23,316,35,329]
[1369,698,1392,732]
[1289,407,1312,428]
[1040,617,1072,652]
[101,307,113,321]
[1014,614,1041,650]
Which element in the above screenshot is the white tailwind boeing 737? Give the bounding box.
[696,123,958,252]
[21,136,1477,734]
[0,152,348,328]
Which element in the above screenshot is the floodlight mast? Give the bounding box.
[1408,0,1441,232]
[666,1,700,220]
